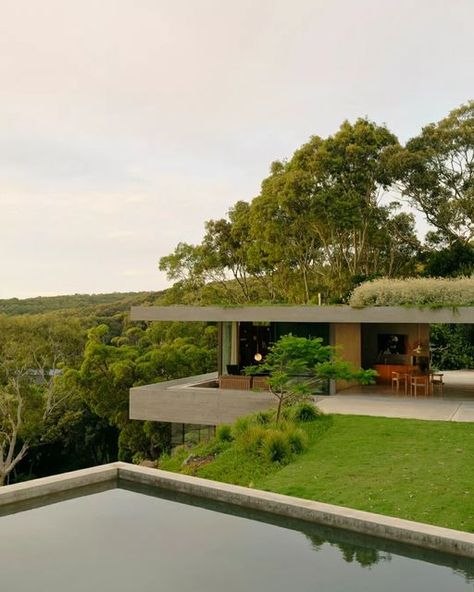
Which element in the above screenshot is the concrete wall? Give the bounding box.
[130,373,277,425]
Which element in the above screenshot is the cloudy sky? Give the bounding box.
[1,0,473,298]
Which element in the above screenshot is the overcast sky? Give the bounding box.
[1,0,473,299]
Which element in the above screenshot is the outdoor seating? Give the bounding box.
[391,371,406,393]
[430,372,444,396]
[410,375,430,397]
[218,375,252,390]
[252,375,270,391]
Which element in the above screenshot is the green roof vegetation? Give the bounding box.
[349,277,474,308]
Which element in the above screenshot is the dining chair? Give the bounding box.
[411,375,429,397]
[430,373,444,396]
[391,371,402,393]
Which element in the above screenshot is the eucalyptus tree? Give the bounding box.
[393,100,474,246]
[249,119,418,301]
[0,316,85,485]
[160,117,421,304]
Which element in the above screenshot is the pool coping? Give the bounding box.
[1,462,473,559]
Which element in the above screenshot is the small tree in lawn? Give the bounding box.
[245,334,377,422]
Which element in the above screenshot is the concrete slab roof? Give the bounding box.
[130,305,473,324]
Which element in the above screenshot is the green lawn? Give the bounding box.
[162,414,474,532]
[256,415,474,532]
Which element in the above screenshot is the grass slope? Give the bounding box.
[163,414,474,532]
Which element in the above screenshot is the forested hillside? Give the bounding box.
[0,291,163,316]
[0,291,217,486]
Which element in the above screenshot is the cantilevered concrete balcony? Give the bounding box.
[129,372,277,425]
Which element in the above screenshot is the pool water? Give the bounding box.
[0,484,473,592]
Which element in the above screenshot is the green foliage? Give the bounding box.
[216,424,234,443]
[118,421,172,462]
[423,241,474,278]
[160,119,421,305]
[0,296,217,485]
[263,430,292,463]
[245,334,376,421]
[232,416,252,438]
[430,324,474,370]
[284,425,308,454]
[242,425,268,454]
[254,410,274,424]
[392,100,474,246]
[0,315,85,484]
[290,402,322,422]
[160,404,325,486]
[157,101,474,305]
[0,291,162,316]
[350,276,474,307]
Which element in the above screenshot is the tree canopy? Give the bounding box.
[160,101,474,303]
[160,118,426,304]
[393,100,474,247]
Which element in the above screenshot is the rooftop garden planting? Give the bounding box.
[349,277,474,308]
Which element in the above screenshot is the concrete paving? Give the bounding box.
[315,394,474,422]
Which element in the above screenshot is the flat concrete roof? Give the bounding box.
[131,305,474,324]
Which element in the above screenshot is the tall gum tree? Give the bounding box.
[249,119,419,301]
[392,100,474,246]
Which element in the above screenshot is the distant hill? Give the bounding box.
[0,291,164,316]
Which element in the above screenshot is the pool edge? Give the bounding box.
[1,462,473,560]
[117,462,474,560]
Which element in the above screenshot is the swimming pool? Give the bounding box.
[1,480,473,592]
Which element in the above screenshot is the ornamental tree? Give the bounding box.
[245,334,377,422]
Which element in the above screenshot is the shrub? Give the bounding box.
[285,426,308,454]
[263,430,291,464]
[254,410,274,425]
[291,402,321,422]
[232,416,251,437]
[216,424,234,442]
[349,277,474,308]
[241,425,268,454]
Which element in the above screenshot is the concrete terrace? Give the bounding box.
[319,370,474,422]
[315,394,474,423]
[130,371,474,425]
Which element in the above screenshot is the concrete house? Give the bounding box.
[129,305,473,428]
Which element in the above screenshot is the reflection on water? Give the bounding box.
[121,479,474,585]
[307,534,392,568]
